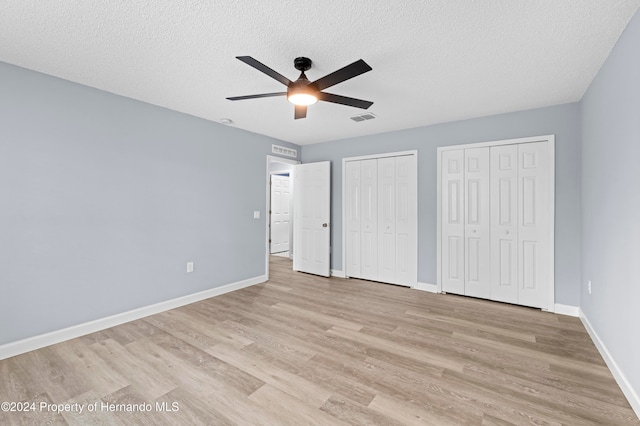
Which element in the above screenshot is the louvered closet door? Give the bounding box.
[360,159,378,281]
[464,148,490,298]
[441,149,465,295]
[345,161,361,278]
[490,145,519,304]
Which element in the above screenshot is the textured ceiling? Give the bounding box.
[1,1,639,145]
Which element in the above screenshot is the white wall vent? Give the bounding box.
[272,144,298,158]
[350,112,377,122]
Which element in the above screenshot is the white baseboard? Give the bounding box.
[331,269,346,278]
[554,303,579,317]
[0,274,267,361]
[415,282,438,293]
[580,308,640,418]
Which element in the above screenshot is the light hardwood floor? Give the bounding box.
[1,256,638,425]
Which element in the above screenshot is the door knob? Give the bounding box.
[322,223,328,228]
[505,230,509,234]
[472,229,477,233]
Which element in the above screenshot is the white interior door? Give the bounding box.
[345,161,361,278]
[517,142,552,308]
[438,136,554,311]
[293,161,331,277]
[270,174,290,254]
[391,155,417,286]
[490,145,519,303]
[360,159,378,281]
[377,157,396,283]
[464,147,490,298]
[441,149,465,294]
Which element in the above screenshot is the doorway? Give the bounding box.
[265,155,299,279]
[270,173,291,256]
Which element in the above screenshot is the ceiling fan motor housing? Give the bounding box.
[294,57,312,72]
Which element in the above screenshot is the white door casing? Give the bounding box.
[293,161,331,277]
[270,174,291,254]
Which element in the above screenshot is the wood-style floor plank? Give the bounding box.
[0,255,638,425]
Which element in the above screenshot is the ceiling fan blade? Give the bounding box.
[226,92,287,101]
[236,56,292,86]
[312,59,372,91]
[294,105,307,119]
[318,92,373,109]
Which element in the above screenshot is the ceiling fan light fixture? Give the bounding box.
[287,92,318,106]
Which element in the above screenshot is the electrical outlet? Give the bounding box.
[587,280,592,295]
[187,261,194,273]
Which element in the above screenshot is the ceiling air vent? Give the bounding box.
[350,112,377,122]
[272,144,297,158]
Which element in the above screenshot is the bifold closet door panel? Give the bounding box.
[360,159,378,281]
[346,154,416,287]
[518,142,552,309]
[490,145,519,304]
[464,147,491,298]
[377,157,396,283]
[395,155,417,285]
[441,149,465,295]
[345,161,361,278]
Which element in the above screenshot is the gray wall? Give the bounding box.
[301,103,582,306]
[581,9,640,401]
[0,62,298,346]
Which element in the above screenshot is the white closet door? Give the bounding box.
[345,161,361,278]
[360,159,378,281]
[377,157,396,283]
[464,148,490,298]
[518,142,552,308]
[490,145,519,303]
[395,155,417,286]
[344,152,417,287]
[441,149,465,295]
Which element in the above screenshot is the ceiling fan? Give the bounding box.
[227,56,373,119]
